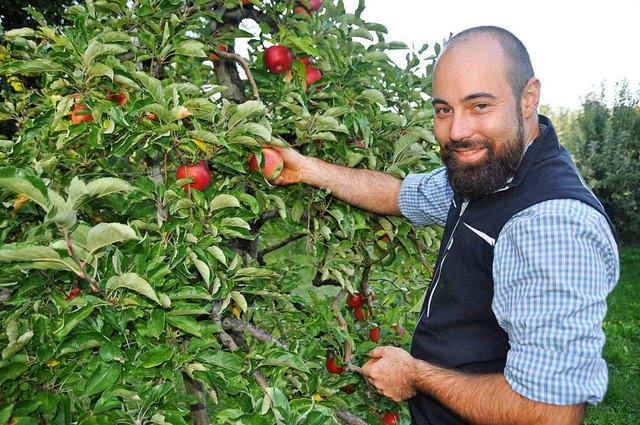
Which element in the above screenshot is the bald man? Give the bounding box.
[271,26,619,425]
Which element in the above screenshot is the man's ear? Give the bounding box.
[521,77,541,118]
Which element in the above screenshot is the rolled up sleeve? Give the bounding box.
[398,167,452,227]
[493,199,619,405]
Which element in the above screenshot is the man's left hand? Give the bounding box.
[361,346,418,402]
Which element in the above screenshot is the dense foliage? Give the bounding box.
[568,81,640,245]
[0,0,441,423]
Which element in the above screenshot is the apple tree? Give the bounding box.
[0,0,442,423]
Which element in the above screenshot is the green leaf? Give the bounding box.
[87,62,114,80]
[0,363,27,386]
[358,88,387,106]
[148,309,166,338]
[83,362,123,397]
[174,40,207,57]
[233,267,275,279]
[362,51,391,63]
[0,244,82,274]
[86,223,139,253]
[197,351,242,372]
[221,217,251,230]
[85,177,134,199]
[139,345,174,368]
[0,59,65,76]
[3,28,38,40]
[209,194,240,211]
[135,72,164,103]
[259,352,310,373]
[106,273,162,305]
[165,315,202,337]
[83,41,127,68]
[53,305,95,338]
[0,167,49,210]
[2,330,34,360]
[227,100,265,130]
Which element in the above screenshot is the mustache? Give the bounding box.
[444,139,490,152]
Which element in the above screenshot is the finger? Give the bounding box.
[369,345,387,358]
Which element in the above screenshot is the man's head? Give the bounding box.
[432,26,541,200]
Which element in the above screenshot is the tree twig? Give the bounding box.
[213,49,260,100]
[222,316,289,350]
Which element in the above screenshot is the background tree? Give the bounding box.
[0,0,75,30]
[568,80,640,244]
[0,1,441,423]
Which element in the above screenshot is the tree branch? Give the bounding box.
[257,232,308,264]
[333,409,369,425]
[222,316,289,350]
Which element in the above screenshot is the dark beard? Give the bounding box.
[442,122,526,200]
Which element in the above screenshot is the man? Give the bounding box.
[270,26,619,425]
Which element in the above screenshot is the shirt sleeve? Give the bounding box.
[492,199,619,405]
[398,167,452,227]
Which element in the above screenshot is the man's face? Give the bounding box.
[432,37,527,200]
[441,109,525,200]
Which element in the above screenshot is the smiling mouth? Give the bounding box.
[453,147,488,163]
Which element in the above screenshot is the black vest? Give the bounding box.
[408,115,615,424]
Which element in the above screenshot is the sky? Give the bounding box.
[341,0,640,110]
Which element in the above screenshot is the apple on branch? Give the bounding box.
[176,160,212,191]
[265,45,294,74]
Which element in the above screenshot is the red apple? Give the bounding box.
[265,45,294,74]
[309,0,322,11]
[325,356,344,374]
[107,90,127,105]
[305,66,322,90]
[354,306,369,321]
[247,147,284,181]
[208,45,227,61]
[176,160,212,191]
[381,411,399,425]
[346,293,363,308]
[391,323,406,336]
[341,384,356,394]
[369,326,380,343]
[296,56,312,67]
[294,6,310,15]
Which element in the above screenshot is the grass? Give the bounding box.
[585,246,640,424]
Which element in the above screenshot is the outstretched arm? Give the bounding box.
[361,346,585,425]
[269,146,403,216]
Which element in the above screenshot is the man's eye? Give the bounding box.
[475,103,489,110]
[436,107,451,115]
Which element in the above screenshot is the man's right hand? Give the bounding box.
[268,146,307,185]
[266,145,403,216]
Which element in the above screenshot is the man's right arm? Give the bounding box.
[270,146,403,216]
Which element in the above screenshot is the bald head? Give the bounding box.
[439,26,535,101]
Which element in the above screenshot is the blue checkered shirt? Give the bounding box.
[398,166,620,405]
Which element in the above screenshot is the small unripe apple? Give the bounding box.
[369,326,380,343]
[248,147,284,181]
[305,66,322,90]
[391,323,406,336]
[325,356,344,374]
[381,411,399,425]
[341,384,356,394]
[208,45,227,61]
[265,45,294,74]
[354,306,369,321]
[176,160,212,191]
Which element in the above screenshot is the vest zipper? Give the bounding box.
[422,200,469,319]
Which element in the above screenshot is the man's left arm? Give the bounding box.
[362,346,585,425]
